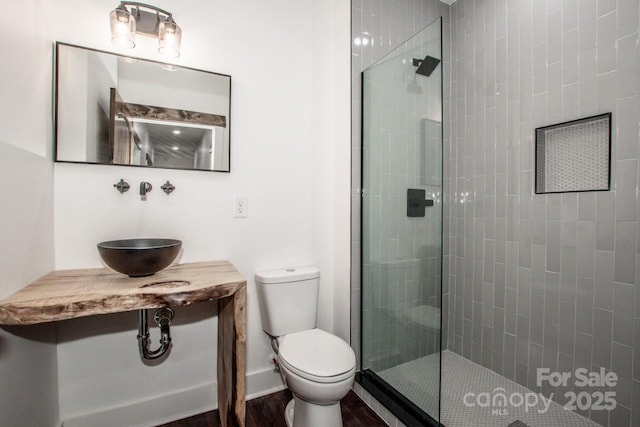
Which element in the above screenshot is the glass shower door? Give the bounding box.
[361,18,442,424]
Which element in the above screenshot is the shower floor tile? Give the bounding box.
[377,350,600,427]
[377,351,440,417]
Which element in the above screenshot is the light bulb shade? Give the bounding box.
[110,6,136,48]
[158,18,182,58]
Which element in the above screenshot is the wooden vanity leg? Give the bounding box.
[217,284,247,427]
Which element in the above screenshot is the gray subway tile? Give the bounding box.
[558,301,576,357]
[556,353,574,404]
[472,302,482,342]
[506,241,519,288]
[494,262,506,308]
[634,382,640,427]
[576,221,596,279]
[531,244,546,296]
[608,404,631,427]
[546,10,561,64]
[561,193,578,248]
[492,349,504,376]
[594,250,614,310]
[546,220,562,272]
[482,326,493,369]
[464,319,473,359]
[545,272,560,325]
[579,48,598,111]
[635,318,640,381]
[528,343,544,392]
[505,287,518,335]
[532,196,546,244]
[615,222,636,284]
[530,294,544,346]
[596,192,615,251]
[574,331,592,371]
[484,240,495,283]
[516,315,530,365]
[504,333,516,381]
[575,277,594,334]
[543,323,559,373]
[617,0,639,37]
[516,362,528,386]
[615,161,638,220]
[636,256,640,318]
[560,246,577,302]
[517,267,532,318]
[617,34,639,100]
[616,99,639,161]
[482,282,494,326]
[577,192,596,221]
[518,219,532,268]
[592,308,612,369]
[589,399,611,426]
[613,282,634,346]
[547,193,562,220]
[612,342,633,408]
[493,307,505,353]
[596,11,617,74]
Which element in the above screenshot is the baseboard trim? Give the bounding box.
[60,368,286,427]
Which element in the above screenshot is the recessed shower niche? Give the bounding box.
[534,113,612,194]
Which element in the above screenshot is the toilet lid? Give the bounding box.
[279,329,356,379]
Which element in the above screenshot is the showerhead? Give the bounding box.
[412,55,441,77]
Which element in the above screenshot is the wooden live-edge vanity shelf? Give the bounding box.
[0,260,246,427]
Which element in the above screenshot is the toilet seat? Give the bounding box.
[279,329,356,383]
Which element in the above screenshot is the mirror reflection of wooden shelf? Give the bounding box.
[55,42,232,173]
[0,260,247,427]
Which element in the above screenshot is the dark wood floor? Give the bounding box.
[157,390,387,427]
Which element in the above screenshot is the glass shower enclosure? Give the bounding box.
[360,18,443,426]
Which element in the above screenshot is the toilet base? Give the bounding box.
[285,399,294,427]
[285,396,343,427]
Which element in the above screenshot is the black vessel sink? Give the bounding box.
[97,238,182,277]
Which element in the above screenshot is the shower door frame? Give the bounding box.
[356,17,444,427]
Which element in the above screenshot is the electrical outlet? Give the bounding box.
[233,196,248,218]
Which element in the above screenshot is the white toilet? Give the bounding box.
[255,266,356,427]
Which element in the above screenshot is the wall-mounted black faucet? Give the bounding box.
[140,181,152,200]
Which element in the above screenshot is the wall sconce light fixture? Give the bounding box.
[110,2,182,58]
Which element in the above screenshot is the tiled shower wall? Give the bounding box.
[446,0,640,426]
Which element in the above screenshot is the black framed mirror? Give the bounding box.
[54,42,231,172]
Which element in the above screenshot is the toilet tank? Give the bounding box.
[255,266,320,337]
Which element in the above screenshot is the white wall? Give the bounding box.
[52,0,350,425]
[0,0,59,426]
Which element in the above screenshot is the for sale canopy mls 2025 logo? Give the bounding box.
[462,368,617,416]
[537,367,617,412]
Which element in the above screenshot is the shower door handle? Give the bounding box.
[407,189,434,217]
